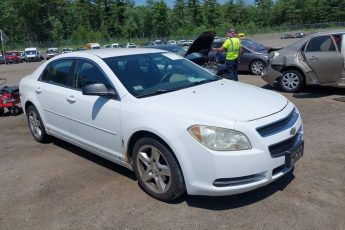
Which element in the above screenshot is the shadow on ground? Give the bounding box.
[262,84,345,101]
[52,138,137,181]
[51,137,295,210]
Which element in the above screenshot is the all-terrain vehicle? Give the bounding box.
[0,79,21,116]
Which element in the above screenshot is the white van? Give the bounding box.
[24,47,42,62]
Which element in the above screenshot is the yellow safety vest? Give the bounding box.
[223,37,241,61]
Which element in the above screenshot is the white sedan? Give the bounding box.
[19,48,304,201]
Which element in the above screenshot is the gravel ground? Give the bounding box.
[0,39,344,229]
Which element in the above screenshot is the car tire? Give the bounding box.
[249,60,266,75]
[26,105,50,143]
[279,70,304,93]
[132,137,185,201]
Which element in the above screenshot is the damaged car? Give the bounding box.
[262,30,345,92]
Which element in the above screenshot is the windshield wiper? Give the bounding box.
[136,89,176,98]
[191,78,220,86]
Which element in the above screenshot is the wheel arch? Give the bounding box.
[280,66,306,84]
[126,130,185,182]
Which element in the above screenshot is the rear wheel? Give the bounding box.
[132,137,185,201]
[26,105,50,143]
[279,70,304,93]
[250,60,265,75]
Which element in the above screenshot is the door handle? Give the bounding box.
[309,56,318,61]
[66,95,76,103]
[35,87,41,94]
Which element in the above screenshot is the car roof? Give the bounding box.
[59,48,165,59]
[311,30,345,36]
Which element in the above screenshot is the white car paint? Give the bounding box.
[19,49,304,197]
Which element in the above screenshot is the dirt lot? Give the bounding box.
[0,40,344,229]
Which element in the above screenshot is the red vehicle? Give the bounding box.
[5,50,22,64]
[0,79,21,116]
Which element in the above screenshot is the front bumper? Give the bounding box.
[172,102,303,196]
[261,65,283,86]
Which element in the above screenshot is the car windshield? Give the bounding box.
[103,52,219,98]
[47,49,57,53]
[241,39,267,52]
[25,51,36,55]
[63,48,70,51]
[5,52,16,56]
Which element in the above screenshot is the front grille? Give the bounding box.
[257,108,298,137]
[268,130,301,158]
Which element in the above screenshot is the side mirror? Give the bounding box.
[82,83,117,99]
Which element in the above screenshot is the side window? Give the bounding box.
[40,59,74,86]
[306,36,336,52]
[73,60,111,89]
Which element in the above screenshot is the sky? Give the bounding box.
[134,0,254,7]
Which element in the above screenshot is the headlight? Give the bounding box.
[268,51,279,62]
[188,125,252,151]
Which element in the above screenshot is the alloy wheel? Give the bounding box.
[136,145,172,194]
[28,109,42,139]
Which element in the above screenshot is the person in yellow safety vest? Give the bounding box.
[212,28,241,81]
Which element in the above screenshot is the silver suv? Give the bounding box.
[262,30,345,92]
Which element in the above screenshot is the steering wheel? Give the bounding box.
[159,72,174,83]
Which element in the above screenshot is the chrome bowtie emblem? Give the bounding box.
[290,127,297,136]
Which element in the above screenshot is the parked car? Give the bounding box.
[45,48,59,60]
[75,47,86,51]
[85,43,101,50]
[62,47,73,53]
[4,50,22,64]
[281,33,295,39]
[19,48,304,201]
[24,47,42,62]
[262,30,345,92]
[126,43,136,48]
[0,54,5,64]
[103,43,120,48]
[294,32,305,38]
[167,40,177,45]
[210,38,269,75]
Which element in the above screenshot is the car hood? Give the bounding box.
[141,79,288,122]
[185,31,216,57]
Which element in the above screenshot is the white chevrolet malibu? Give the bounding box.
[19,48,304,201]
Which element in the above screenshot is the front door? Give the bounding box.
[304,35,343,84]
[67,59,123,159]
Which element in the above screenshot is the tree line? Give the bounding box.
[0,0,345,46]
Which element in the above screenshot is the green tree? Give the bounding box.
[152,1,169,38]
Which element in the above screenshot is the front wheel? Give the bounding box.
[250,60,265,75]
[26,105,50,143]
[279,70,304,93]
[132,137,185,201]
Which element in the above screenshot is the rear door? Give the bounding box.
[36,59,75,137]
[304,35,343,84]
